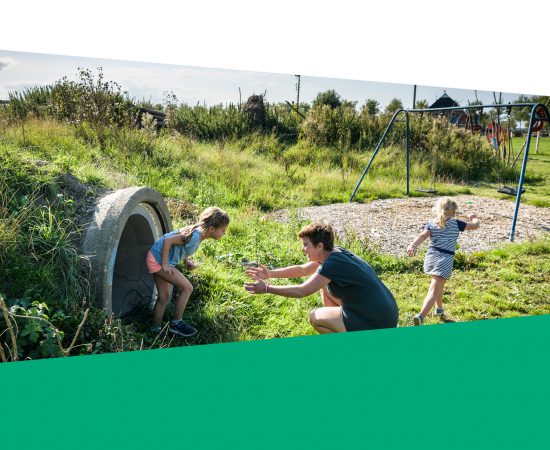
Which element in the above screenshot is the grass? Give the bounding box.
[0,117,548,360]
[390,240,550,326]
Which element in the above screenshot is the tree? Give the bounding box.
[384,98,403,115]
[312,89,342,109]
[465,99,489,126]
[415,99,429,109]
[342,99,358,109]
[513,94,532,130]
[362,98,380,117]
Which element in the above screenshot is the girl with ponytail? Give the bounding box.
[406,197,480,326]
[146,207,230,336]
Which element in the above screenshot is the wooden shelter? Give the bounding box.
[428,93,469,127]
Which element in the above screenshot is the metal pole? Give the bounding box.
[406,112,410,195]
[509,105,538,241]
[408,103,535,114]
[412,85,417,110]
[349,109,403,202]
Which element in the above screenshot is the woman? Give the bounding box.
[244,222,398,333]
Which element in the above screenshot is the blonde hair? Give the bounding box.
[433,197,458,229]
[180,206,230,243]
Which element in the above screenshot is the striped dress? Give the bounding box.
[423,218,467,280]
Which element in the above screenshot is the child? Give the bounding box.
[406,197,479,326]
[146,206,229,336]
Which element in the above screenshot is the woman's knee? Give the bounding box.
[308,309,320,327]
[309,308,330,329]
[308,308,344,333]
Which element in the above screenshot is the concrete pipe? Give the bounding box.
[82,187,172,317]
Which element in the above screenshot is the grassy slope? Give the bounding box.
[1,119,549,356]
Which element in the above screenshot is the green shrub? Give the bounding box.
[7,68,136,128]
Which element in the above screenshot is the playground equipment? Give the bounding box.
[494,106,524,196]
[349,103,550,241]
[414,114,451,194]
[82,187,172,317]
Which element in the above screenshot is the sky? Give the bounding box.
[0,49,534,111]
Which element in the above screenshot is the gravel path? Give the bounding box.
[270,195,550,256]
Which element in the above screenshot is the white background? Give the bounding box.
[1,0,549,96]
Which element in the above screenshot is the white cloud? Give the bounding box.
[0,56,17,71]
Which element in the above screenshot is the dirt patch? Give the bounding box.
[270,195,550,256]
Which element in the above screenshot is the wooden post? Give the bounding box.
[295,75,301,114]
[21,122,26,147]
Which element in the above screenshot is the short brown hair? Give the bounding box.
[298,222,334,251]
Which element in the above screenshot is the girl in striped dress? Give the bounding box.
[407,197,480,326]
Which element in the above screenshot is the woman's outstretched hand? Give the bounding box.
[245,263,270,280]
[244,274,268,295]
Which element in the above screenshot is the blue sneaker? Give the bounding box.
[435,307,445,317]
[413,314,423,326]
[169,320,198,337]
[149,326,162,334]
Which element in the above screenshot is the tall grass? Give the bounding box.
[2,69,515,187]
[0,153,94,359]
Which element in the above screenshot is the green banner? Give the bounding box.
[3,315,549,450]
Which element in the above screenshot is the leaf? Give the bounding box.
[29,329,39,343]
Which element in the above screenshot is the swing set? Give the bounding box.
[488,105,524,196]
[349,102,550,241]
[414,112,447,194]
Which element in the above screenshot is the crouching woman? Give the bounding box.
[244,223,399,333]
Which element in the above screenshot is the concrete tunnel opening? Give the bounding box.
[112,210,156,316]
[82,187,173,318]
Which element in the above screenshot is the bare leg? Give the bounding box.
[309,307,346,334]
[152,274,171,327]
[151,268,193,326]
[435,292,443,310]
[320,286,342,307]
[420,276,446,319]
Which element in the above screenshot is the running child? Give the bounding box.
[407,197,480,326]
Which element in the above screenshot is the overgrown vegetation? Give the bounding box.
[0,70,548,361]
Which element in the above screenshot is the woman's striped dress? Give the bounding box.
[423,218,467,280]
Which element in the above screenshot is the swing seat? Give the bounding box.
[415,188,437,194]
[497,185,525,196]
